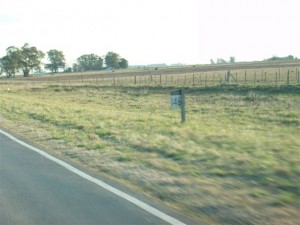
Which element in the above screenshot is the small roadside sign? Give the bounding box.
[170,90,186,123]
[170,90,182,109]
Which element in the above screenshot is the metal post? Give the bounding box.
[180,90,186,123]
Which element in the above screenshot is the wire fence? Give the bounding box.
[1,67,299,87]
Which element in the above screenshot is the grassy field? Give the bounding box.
[0,81,299,224]
[1,61,299,87]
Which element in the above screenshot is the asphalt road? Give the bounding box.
[0,131,187,225]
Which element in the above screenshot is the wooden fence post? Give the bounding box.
[181,90,186,123]
[287,70,290,85]
[264,72,267,82]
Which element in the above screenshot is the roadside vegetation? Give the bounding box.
[0,82,299,224]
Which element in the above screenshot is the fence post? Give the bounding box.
[181,90,186,123]
[264,72,267,83]
[254,72,256,85]
[287,70,290,85]
[275,72,278,85]
[134,76,136,85]
[298,71,300,84]
[279,69,281,82]
[244,70,247,85]
[160,74,162,85]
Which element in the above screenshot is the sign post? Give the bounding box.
[170,90,186,123]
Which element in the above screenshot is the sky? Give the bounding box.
[0,0,300,66]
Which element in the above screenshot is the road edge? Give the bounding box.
[0,128,187,225]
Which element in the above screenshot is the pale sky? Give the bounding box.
[0,0,300,66]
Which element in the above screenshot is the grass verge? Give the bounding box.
[0,83,299,224]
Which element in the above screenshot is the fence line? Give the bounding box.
[1,67,300,87]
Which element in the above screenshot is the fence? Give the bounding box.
[1,67,299,87]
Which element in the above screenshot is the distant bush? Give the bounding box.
[265,55,297,61]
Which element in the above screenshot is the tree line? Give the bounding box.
[264,55,298,61]
[210,57,236,65]
[0,43,128,77]
[210,55,298,65]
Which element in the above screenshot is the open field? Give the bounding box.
[1,60,300,87]
[0,79,299,224]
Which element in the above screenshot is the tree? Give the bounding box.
[75,54,103,71]
[105,51,120,68]
[72,63,81,72]
[46,49,65,73]
[217,58,227,64]
[119,58,128,69]
[0,46,21,77]
[210,59,215,64]
[229,56,235,64]
[18,43,45,77]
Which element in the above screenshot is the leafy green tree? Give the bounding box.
[229,56,235,64]
[72,63,81,72]
[46,49,65,73]
[286,55,295,60]
[64,67,72,73]
[0,46,21,77]
[119,58,128,69]
[217,58,227,64]
[105,51,120,68]
[18,43,45,77]
[75,54,103,71]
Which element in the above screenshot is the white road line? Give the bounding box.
[0,129,186,225]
